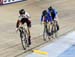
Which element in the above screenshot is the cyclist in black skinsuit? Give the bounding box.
[16,9,31,45]
[48,6,59,31]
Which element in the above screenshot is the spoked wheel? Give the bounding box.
[20,28,29,50]
[51,22,58,38]
[21,37,26,50]
[24,29,30,49]
[47,24,52,40]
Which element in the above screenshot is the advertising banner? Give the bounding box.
[3,0,22,4]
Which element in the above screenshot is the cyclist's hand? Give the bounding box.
[16,28,18,32]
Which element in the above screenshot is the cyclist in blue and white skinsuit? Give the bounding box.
[48,6,59,31]
[41,10,52,35]
[48,6,58,21]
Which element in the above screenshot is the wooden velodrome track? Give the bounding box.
[0,0,75,57]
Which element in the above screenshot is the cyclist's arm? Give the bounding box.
[54,9,58,18]
[53,9,59,22]
[16,20,20,28]
[41,15,43,22]
[41,15,46,24]
[25,12,31,23]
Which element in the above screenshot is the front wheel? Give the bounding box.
[43,25,49,41]
[20,29,29,50]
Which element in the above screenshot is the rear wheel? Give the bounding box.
[23,29,29,48]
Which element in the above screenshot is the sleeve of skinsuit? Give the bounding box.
[16,20,20,28]
[16,16,21,28]
[41,15,43,22]
[54,9,58,18]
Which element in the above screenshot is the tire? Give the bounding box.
[20,33,26,50]
[43,27,47,41]
[23,29,29,47]
[19,27,29,50]
[51,21,58,38]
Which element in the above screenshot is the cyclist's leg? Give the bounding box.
[56,20,59,31]
[43,22,48,40]
[27,28,31,45]
[27,27,31,37]
[54,20,59,31]
[51,20,55,33]
[47,22,50,32]
[47,22,52,36]
[44,22,52,36]
[19,30,23,38]
[26,20,31,45]
[44,22,48,33]
[53,20,58,38]
[54,16,59,31]
[43,22,47,35]
[48,22,53,33]
[44,22,47,28]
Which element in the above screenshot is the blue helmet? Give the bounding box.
[42,10,48,16]
[48,6,53,11]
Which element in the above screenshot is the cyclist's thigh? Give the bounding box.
[43,22,48,28]
[54,20,57,26]
[26,19,31,28]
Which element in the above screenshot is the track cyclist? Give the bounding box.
[41,10,52,36]
[48,6,59,32]
[16,9,31,45]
